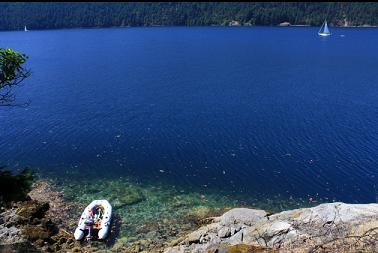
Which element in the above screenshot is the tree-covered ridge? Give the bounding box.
[0,2,378,31]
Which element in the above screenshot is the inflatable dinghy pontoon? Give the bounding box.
[74,200,112,240]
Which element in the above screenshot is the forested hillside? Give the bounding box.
[1,2,378,31]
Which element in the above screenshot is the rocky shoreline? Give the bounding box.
[2,181,378,253]
[0,180,217,253]
[164,203,378,253]
[0,181,78,252]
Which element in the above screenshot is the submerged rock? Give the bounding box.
[163,202,378,253]
[65,179,146,209]
[110,187,145,208]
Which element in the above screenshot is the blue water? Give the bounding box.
[1,27,378,204]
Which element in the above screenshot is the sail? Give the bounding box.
[318,22,324,34]
[318,20,331,36]
[323,22,330,34]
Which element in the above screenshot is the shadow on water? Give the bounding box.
[106,212,122,247]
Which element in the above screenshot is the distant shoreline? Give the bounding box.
[1,24,378,32]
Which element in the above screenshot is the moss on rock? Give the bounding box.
[16,201,49,220]
[22,225,51,241]
[224,244,278,253]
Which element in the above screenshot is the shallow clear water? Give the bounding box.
[1,26,378,207]
[51,176,306,248]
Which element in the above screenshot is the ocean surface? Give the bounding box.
[1,26,378,206]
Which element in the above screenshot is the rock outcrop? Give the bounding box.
[0,181,77,252]
[164,203,378,253]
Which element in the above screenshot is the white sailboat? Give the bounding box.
[318,20,331,36]
[24,26,28,32]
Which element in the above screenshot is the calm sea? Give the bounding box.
[1,26,378,204]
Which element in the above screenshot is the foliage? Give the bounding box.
[0,167,35,207]
[0,3,377,30]
[0,48,31,106]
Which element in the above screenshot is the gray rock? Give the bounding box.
[217,227,230,238]
[164,202,378,253]
[225,230,244,245]
[218,208,267,226]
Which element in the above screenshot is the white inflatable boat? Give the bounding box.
[74,200,112,240]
